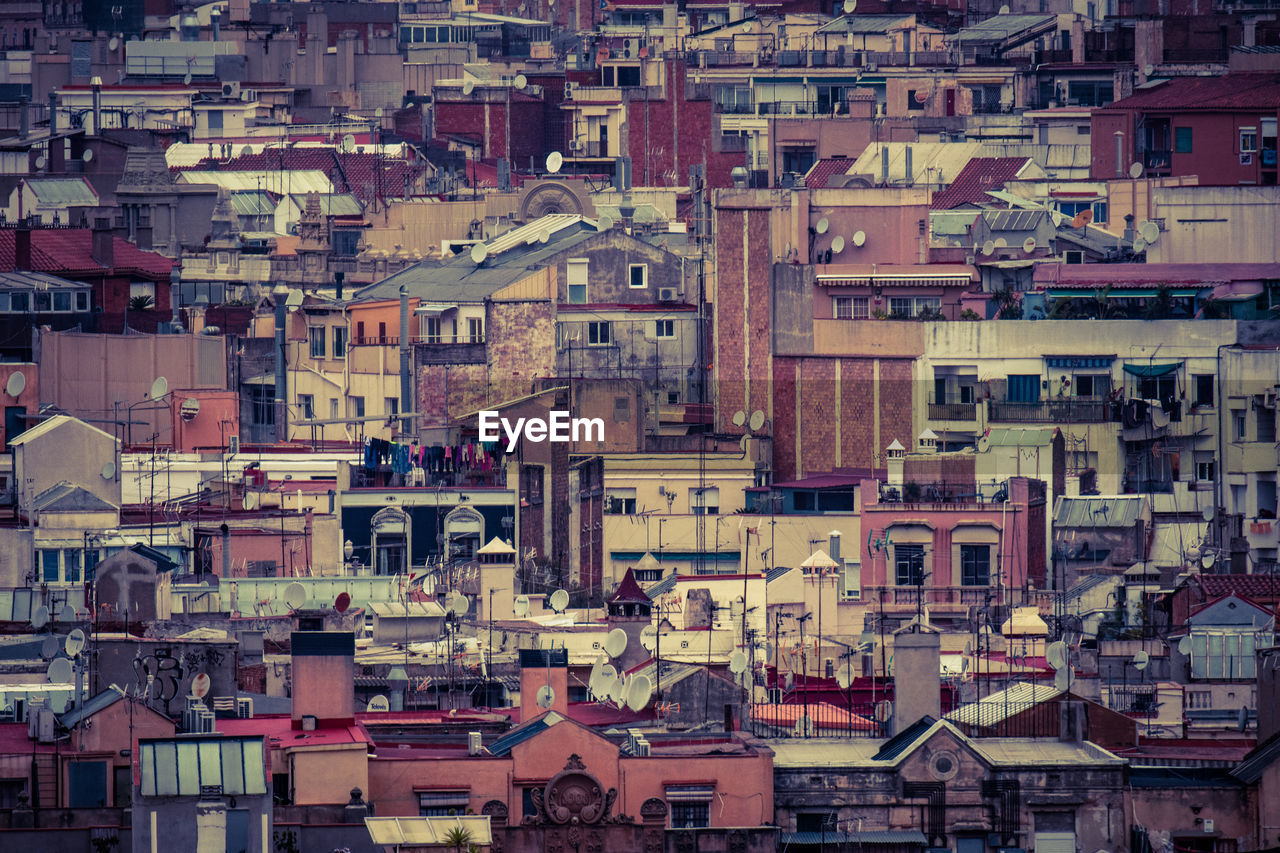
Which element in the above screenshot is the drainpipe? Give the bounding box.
[399,284,411,435]
[1114,131,1124,179]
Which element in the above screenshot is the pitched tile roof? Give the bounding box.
[930,157,1028,210]
[175,149,426,203]
[805,156,855,189]
[1108,73,1280,111]
[1190,574,1280,601]
[0,228,174,278]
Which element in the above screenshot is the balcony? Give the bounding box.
[865,585,993,608]
[1143,149,1172,175]
[928,399,979,421]
[990,398,1116,424]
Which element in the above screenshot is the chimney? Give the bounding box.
[290,631,356,727]
[91,216,114,267]
[1123,214,1135,243]
[47,92,57,135]
[828,531,841,563]
[891,628,940,734]
[519,648,569,720]
[1114,131,1124,179]
[886,439,906,486]
[18,96,29,139]
[14,224,31,271]
[211,6,222,41]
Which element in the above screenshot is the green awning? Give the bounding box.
[1123,362,1182,378]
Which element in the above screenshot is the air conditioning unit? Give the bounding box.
[221,82,241,100]
[657,287,678,302]
[624,38,639,58]
[865,61,878,72]
[564,81,578,99]
[468,731,483,755]
[184,708,216,734]
[634,737,651,756]
[568,138,583,151]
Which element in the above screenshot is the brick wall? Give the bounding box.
[416,362,486,428]
[487,300,555,404]
[626,61,742,189]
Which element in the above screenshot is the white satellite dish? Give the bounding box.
[816,217,830,235]
[1053,666,1074,691]
[1046,641,1068,670]
[1202,551,1216,569]
[102,461,116,480]
[82,149,94,164]
[191,673,211,699]
[183,72,193,85]
[749,410,766,431]
[367,695,390,712]
[729,651,748,674]
[627,674,653,711]
[462,80,475,95]
[286,289,304,311]
[35,155,47,170]
[1140,221,1160,243]
[982,240,996,256]
[1129,162,1144,179]
[874,700,893,722]
[732,410,747,427]
[449,591,469,616]
[609,678,627,708]
[998,3,1011,11]
[546,151,564,173]
[842,0,857,11]
[180,398,201,422]
[1023,236,1037,253]
[831,235,845,254]
[149,376,169,400]
[549,589,570,613]
[41,636,59,659]
[513,74,528,90]
[604,628,628,658]
[836,662,855,689]
[109,37,119,51]
[1133,650,1150,671]
[853,230,866,247]
[65,629,86,658]
[536,684,557,709]
[597,214,614,231]
[514,595,530,617]
[597,663,618,691]
[640,625,658,651]
[759,643,774,663]
[5,372,26,397]
[539,228,551,244]
[1143,63,1155,77]
[57,604,76,623]
[49,693,70,713]
[470,242,489,265]
[1178,636,1192,655]
[47,658,73,685]
[1133,237,1147,253]
[341,134,356,153]
[994,237,1008,249]
[31,605,49,629]
[284,582,307,610]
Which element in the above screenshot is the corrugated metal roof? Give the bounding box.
[646,574,678,597]
[487,710,563,755]
[986,427,1054,447]
[981,208,1047,232]
[229,191,276,216]
[288,193,364,217]
[177,170,335,195]
[945,681,1062,726]
[1054,496,1147,528]
[766,564,794,584]
[0,270,91,291]
[781,831,927,845]
[871,715,936,761]
[951,14,1055,43]
[25,177,98,206]
[59,684,126,729]
[850,141,985,188]
[815,14,914,34]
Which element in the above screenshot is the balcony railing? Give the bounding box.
[1143,149,1172,173]
[352,335,486,347]
[929,400,979,421]
[865,585,994,607]
[990,398,1116,423]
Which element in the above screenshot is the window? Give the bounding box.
[351,396,365,418]
[690,487,719,515]
[895,544,925,586]
[0,778,26,808]
[422,316,442,343]
[1194,374,1214,408]
[606,487,637,514]
[308,326,325,359]
[40,549,59,582]
[467,317,483,343]
[587,321,611,346]
[385,398,399,417]
[207,110,223,132]
[35,292,51,312]
[10,293,28,312]
[298,395,314,420]
[1240,128,1258,153]
[417,790,470,817]
[1073,374,1110,398]
[629,264,648,288]
[654,319,675,338]
[249,385,274,427]
[889,296,940,318]
[64,549,81,583]
[53,292,72,312]
[76,292,90,311]
[1196,461,1215,482]
[329,399,339,419]
[1190,631,1257,679]
[666,786,714,828]
[1258,403,1276,443]
[1234,409,1247,440]
[1007,374,1042,403]
[1175,127,1193,153]
[1138,374,1177,404]
[960,545,989,586]
[832,296,869,319]
[567,258,589,304]
[842,562,862,599]
[907,90,924,111]
[332,326,346,358]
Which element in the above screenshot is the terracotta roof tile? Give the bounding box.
[930,157,1028,211]
[1108,73,1280,111]
[175,149,427,203]
[0,228,174,278]
[805,156,854,189]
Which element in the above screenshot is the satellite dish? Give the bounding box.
[183,72,193,86]
[513,74,528,90]
[1129,162,1144,179]
[843,0,857,11]
[1053,666,1074,691]
[749,410,765,431]
[5,372,26,397]
[286,289,304,311]
[102,461,116,480]
[836,662,855,689]
[536,684,557,709]
[35,156,47,170]
[47,658,73,685]
[816,217,829,235]
[994,237,1008,249]
[1046,641,1068,670]
[1071,209,1093,228]
[82,149,94,164]
[335,592,352,613]
[49,693,71,713]
[41,636,60,659]
[57,604,76,623]
[549,589,570,613]
[1178,636,1192,655]
[596,663,618,696]
[191,673,211,698]
[546,151,563,173]
[462,79,475,95]
[284,582,306,610]
[341,134,356,153]
[470,242,489,265]
[729,651,748,674]
[1143,63,1155,77]
[640,625,658,650]
[31,605,49,629]
[149,377,169,400]
[514,595,531,617]
[604,627,628,657]
[874,700,893,722]
[1201,551,1216,569]
[449,592,469,616]
[1140,221,1160,243]
[597,215,614,231]
[1133,650,1150,671]
[760,643,774,663]
[539,228,551,244]
[998,3,1010,11]
[180,398,201,422]
[367,695,390,712]
[627,674,653,711]
[831,235,845,254]
[852,230,866,247]
[982,240,996,256]
[1022,236,1037,253]
[109,37,119,51]
[732,410,747,427]
[1133,237,1147,253]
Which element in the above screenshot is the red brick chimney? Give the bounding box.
[14,224,31,271]
[91,217,113,268]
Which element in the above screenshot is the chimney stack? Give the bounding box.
[14,224,32,271]
[891,628,940,734]
[519,648,568,720]
[290,631,356,727]
[91,216,114,267]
